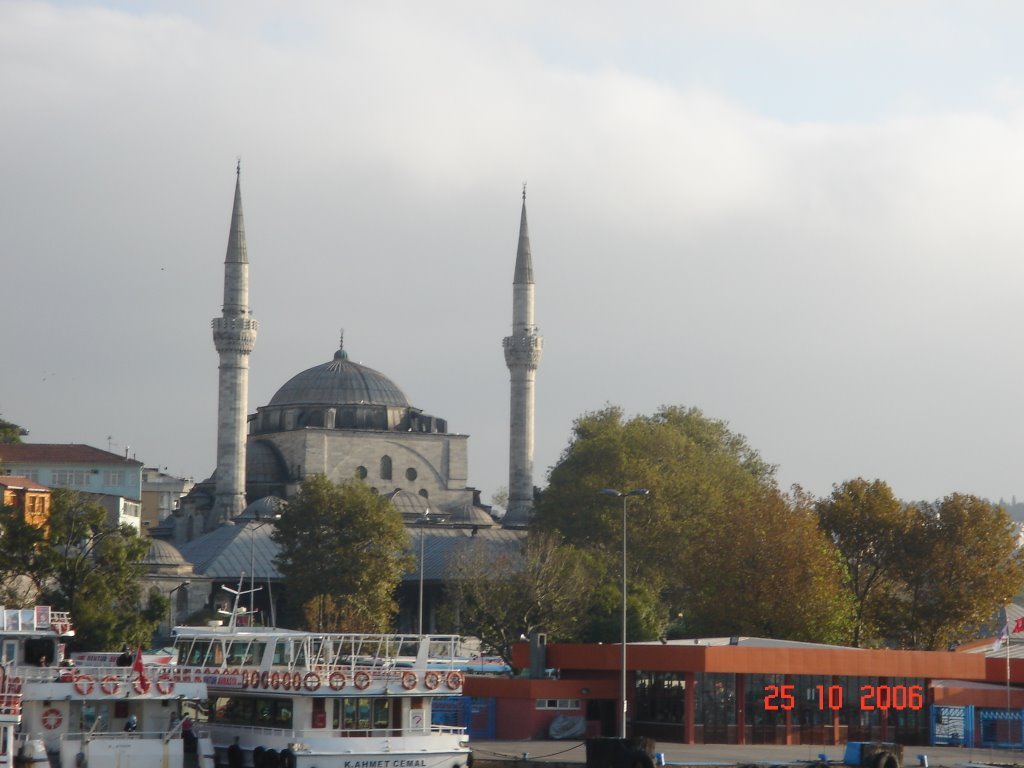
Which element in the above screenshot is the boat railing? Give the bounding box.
[9,664,181,690]
[213,722,467,739]
[0,693,21,718]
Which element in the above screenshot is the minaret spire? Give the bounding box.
[211,163,258,524]
[503,187,543,528]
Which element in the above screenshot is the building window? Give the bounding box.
[405,467,417,481]
[104,470,124,485]
[355,466,367,479]
[535,699,580,710]
[379,456,392,480]
[419,489,429,499]
[52,470,89,487]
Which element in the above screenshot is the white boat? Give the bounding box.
[172,613,473,768]
[0,606,213,768]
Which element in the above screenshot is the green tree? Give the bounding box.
[877,494,1024,650]
[0,489,162,649]
[533,405,853,643]
[443,531,596,663]
[0,416,27,444]
[41,490,159,649]
[680,488,855,643]
[272,475,412,631]
[816,478,912,646]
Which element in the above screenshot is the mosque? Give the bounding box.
[146,167,539,632]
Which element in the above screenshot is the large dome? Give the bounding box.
[268,345,410,408]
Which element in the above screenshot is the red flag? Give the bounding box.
[133,647,149,691]
[1013,617,1024,634]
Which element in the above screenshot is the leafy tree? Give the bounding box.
[533,405,853,643]
[679,488,855,643]
[816,478,912,646]
[41,490,159,649]
[0,416,27,444]
[443,531,595,663]
[877,494,1024,650]
[272,475,412,631]
[0,489,161,649]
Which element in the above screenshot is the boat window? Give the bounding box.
[374,699,390,728]
[225,641,253,666]
[213,697,291,729]
[2,641,16,664]
[23,638,56,666]
[342,700,374,729]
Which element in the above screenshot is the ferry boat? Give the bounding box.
[0,606,213,768]
[172,613,473,768]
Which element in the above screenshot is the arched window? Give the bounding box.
[355,466,367,479]
[380,455,392,480]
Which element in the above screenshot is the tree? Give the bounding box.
[443,531,595,663]
[272,475,412,631]
[877,494,1024,650]
[533,405,853,643]
[816,478,912,646]
[679,488,855,643]
[0,489,162,649]
[0,416,27,444]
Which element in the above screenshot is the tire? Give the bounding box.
[874,752,900,768]
[252,747,266,768]
[264,749,280,768]
[281,749,296,768]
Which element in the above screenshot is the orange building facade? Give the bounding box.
[0,475,51,529]
[464,639,1019,746]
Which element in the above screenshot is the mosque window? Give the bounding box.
[419,489,429,499]
[380,456,392,480]
[355,466,367,480]
[405,467,417,481]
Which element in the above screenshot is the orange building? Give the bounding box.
[0,475,51,529]
[464,637,1023,746]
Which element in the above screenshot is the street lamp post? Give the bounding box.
[418,509,431,635]
[167,580,191,635]
[600,487,650,739]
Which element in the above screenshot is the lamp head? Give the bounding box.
[599,488,623,498]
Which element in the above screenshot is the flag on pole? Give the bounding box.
[993,622,1010,652]
[1012,616,1024,634]
[133,647,150,691]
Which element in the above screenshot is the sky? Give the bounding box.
[4,0,1024,507]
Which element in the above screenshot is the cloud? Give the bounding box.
[5,1,1024,503]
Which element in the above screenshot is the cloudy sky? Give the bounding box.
[4,0,1024,506]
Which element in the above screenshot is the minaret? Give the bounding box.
[211,162,258,523]
[502,186,543,528]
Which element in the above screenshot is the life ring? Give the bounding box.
[270,672,281,689]
[353,670,371,690]
[260,671,270,689]
[328,671,346,691]
[228,668,239,677]
[445,670,464,690]
[241,670,250,688]
[401,671,418,690]
[74,675,94,696]
[41,708,62,730]
[100,676,120,695]
[292,672,302,690]
[424,671,441,690]
[133,674,151,695]
[303,672,321,692]
[282,672,292,690]
[155,675,174,695]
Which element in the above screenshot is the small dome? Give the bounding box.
[269,343,410,408]
[143,538,187,566]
